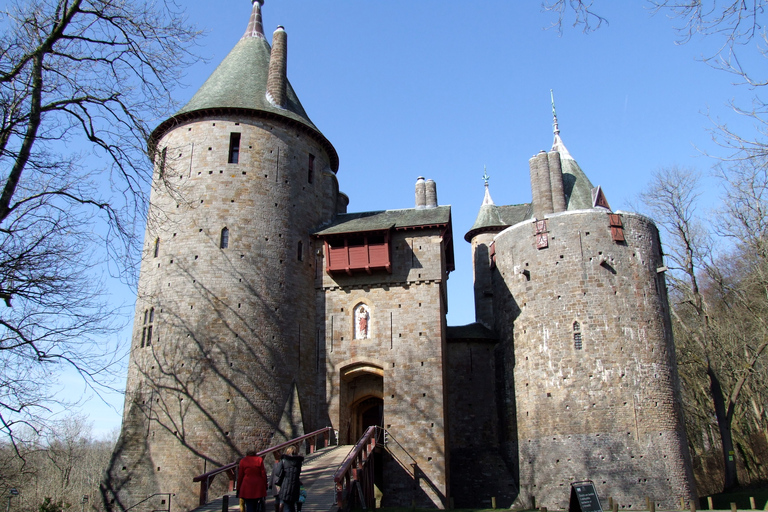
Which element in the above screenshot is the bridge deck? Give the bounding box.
[195,445,352,512]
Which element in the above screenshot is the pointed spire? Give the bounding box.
[550,90,572,159]
[482,166,494,206]
[551,89,560,136]
[243,0,266,40]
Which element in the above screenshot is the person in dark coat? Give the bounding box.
[237,449,267,512]
[274,445,304,512]
[268,452,282,512]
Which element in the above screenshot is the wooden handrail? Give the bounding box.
[193,427,333,506]
[333,426,379,510]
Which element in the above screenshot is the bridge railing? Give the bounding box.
[192,427,334,506]
[333,426,379,511]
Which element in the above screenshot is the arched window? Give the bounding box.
[220,227,229,249]
[573,321,582,350]
[153,238,160,258]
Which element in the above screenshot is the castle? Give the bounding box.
[103,2,697,510]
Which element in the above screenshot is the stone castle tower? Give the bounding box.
[103,4,696,511]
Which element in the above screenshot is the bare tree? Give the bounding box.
[0,0,199,451]
[639,165,768,492]
[0,415,117,512]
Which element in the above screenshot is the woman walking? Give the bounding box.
[274,445,304,512]
[237,449,267,512]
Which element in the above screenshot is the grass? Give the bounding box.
[699,488,768,511]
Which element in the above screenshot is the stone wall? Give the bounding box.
[492,209,696,510]
[317,228,450,508]
[105,114,338,512]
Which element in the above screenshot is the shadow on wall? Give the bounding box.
[380,429,445,508]
[102,237,325,512]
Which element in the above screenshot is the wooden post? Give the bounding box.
[612,501,618,512]
[691,500,697,512]
[492,497,497,509]
[650,501,655,512]
[646,497,651,510]
[708,497,714,510]
[731,502,738,512]
[681,498,685,510]
[750,498,756,510]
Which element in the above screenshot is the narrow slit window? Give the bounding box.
[573,321,582,350]
[142,308,155,347]
[158,147,167,178]
[153,238,160,258]
[220,227,229,249]
[228,133,241,164]
[307,154,315,183]
[297,241,303,261]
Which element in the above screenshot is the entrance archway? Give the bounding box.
[340,363,383,444]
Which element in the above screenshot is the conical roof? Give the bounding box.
[551,99,593,210]
[552,132,594,210]
[150,1,338,170]
[464,181,531,242]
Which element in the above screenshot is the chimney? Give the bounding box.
[425,179,438,208]
[548,151,566,213]
[530,151,554,218]
[266,26,287,108]
[242,0,266,40]
[415,177,426,209]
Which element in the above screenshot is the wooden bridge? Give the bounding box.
[191,427,380,512]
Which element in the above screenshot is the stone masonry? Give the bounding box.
[104,3,697,511]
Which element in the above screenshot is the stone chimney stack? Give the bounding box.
[243,0,266,39]
[530,151,553,218]
[415,176,426,209]
[548,151,566,213]
[425,179,438,208]
[266,26,287,108]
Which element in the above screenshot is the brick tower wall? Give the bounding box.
[471,232,496,329]
[492,210,696,510]
[316,228,450,508]
[104,115,339,512]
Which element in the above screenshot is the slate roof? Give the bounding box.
[149,2,338,171]
[465,203,531,242]
[175,36,314,129]
[446,323,498,343]
[314,206,452,236]
[553,133,594,210]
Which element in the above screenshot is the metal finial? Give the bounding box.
[551,89,560,136]
[482,166,489,185]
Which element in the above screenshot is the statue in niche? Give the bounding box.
[354,304,370,339]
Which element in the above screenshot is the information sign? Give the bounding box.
[569,481,603,512]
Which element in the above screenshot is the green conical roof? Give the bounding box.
[176,33,315,130]
[150,1,338,170]
[552,133,594,210]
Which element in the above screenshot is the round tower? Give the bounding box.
[490,119,696,509]
[104,3,341,511]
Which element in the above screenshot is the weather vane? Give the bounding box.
[482,166,489,185]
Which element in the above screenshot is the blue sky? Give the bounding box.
[74,1,762,437]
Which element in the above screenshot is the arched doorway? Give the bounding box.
[340,363,383,444]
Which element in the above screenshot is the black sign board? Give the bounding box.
[569,481,603,512]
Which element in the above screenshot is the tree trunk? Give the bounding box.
[708,365,739,490]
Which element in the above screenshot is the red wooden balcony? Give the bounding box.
[325,232,391,275]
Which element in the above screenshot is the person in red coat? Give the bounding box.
[237,449,267,512]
